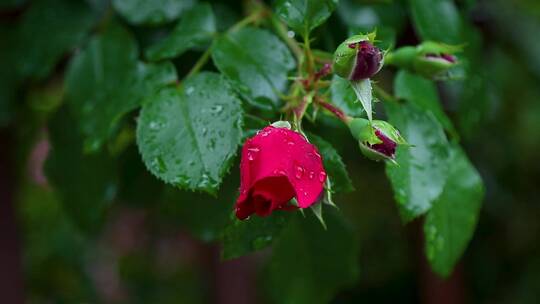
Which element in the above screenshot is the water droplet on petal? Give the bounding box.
[318,171,327,182]
[295,165,304,179]
[309,171,315,180]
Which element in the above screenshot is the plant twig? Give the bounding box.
[270,15,303,60]
[315,97,351,123]
[185,47,212,80]
[184,9,266,80]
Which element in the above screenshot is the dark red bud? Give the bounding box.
[369,129,397,158]
[350,41,383,81]
[425,53,457,63]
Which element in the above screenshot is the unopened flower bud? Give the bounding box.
[385,41,462,78]
[333,35,384,81]
[348,118,406,161]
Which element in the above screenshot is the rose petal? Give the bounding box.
[235,126,326,219]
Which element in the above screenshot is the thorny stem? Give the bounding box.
[315,98,351,123]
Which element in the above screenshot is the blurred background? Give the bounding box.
[1,0,540,303]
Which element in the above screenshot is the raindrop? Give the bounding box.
[309,171,315,180]
[273,169,287,176]
[199,173,211,188]
[318,171,327,182]
[287,31,295,38]
[295,165,304,179]
[210,105,224,113]
[149,121,159,130]
[201,127,207,135]
[186,86,194,95]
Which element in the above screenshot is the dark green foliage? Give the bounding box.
[211,27,295,110]
[136,72,243,193]
[6,0,529,302]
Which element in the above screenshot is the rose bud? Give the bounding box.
[348,118,406,161]
[235,124,327,220]
[385,41,462,78]
[333,34,384,81]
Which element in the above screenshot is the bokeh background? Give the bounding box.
[1,0,540,303]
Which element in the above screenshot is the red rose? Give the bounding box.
[235,126,327,220]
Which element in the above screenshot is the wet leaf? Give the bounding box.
[385,101,451,221]
[211,27,295,110]
[145,3,216,61]
[14,0,97,80]
[394,70,456,135]
[136,72,243,193]
[222,213,291,260]
[409,0,462,43]
[309,133,354,193]
[275,0,337,36]
[65,24,177,152]
[112,0,196,25]
[424,145,484,276]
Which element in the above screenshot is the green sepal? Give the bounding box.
[348,118,376,142]
[349,118,406,162]
[333,33,375,79]
[386,41,462,78]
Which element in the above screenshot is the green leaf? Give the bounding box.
[409,0,462,43]
[337,0,407,32]
[159,181,234,242]
[268,209,359,304]
[275,0,337,36]
[145,3,216,61]
[394,70,456,135]
[308,133,354,193]
[211,27,295,110]
[330,75,364,117]
[424,144,484,276]
[221,213,291,260]
[112,0,196,25]
[45,106,117,235]
[65,24,177,152]
[384,102,451,222]
[152,156,239,243]
[351,78,373,121]
[136,72,243,193]
[14,0,97,80]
